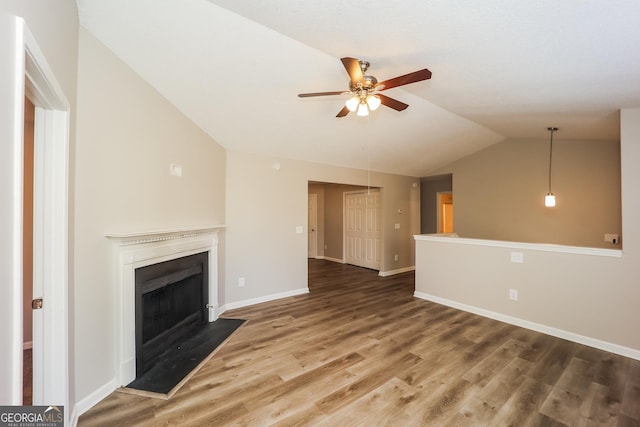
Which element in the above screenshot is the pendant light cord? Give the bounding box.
[547,127,557,193]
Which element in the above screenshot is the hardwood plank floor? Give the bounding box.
[79,259,640,426]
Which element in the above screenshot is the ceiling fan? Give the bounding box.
[298,57,432,118]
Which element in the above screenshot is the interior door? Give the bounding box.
[308,194,318,258]
[344,191,381,270]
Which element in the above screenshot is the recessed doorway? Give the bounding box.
[437,192,454,233]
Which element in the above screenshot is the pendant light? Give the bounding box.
[545,127,558,207]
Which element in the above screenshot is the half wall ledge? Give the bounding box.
[414,234,622,258]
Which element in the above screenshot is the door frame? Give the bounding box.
[7,17,69,414]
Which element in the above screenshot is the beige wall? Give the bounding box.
[0,1,79,405]
[415,109,640,355]
[74,28,226,403]
[432,138,621,248]
[226,151,420,305]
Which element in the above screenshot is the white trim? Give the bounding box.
[8,16,26,405]
[316,256,344,264]
[224,288,309,311]
[74,377,118,419]
[105,225,225,244]
[23,341,33,350]
[378,266,415,277]
[414,234,622,258]
[414,291,640,361]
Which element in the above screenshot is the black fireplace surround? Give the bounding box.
[134,252,208,377]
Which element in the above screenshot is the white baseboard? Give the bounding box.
[23,341,32,350]
[224,288,309,311]
[75,377,118,418]
[315,256,344,264]
[414,291,640,361]
[379,266,415,277]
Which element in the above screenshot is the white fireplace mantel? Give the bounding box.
[106,225,224,386]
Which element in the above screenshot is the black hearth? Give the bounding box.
[135,252,208,377]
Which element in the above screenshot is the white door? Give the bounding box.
[308,194,318,258]
[344,191,381,270]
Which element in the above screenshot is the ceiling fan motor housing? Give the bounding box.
[350,75,378,93]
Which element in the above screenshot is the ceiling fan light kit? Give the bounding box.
[298,57,432,118]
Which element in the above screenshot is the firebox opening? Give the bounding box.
[135,252,208,377]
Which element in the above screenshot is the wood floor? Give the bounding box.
[23,348,32,405]
[79,259,640,426]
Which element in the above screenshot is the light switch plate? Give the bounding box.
[169,163,182,176]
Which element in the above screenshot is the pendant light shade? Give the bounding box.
[545,127,558,207]
[545,193,556,207]
[366,95,381,111]
[357,102,369,116]
[345,96,359,112]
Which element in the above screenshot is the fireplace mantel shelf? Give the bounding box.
[105,225,226,246]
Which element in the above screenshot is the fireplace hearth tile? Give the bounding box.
[121,317,245,398]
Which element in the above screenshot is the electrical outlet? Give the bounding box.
[238,277,245,287]
[510,252,524,263]
[394,223,400,229]
[509,289,518,301]
[394,254,398,261]
[604,234,619,244]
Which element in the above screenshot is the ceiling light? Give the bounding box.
[545,127,558,207]
[345,96,359,112]
[357,102,369,116]
[545,193,556,207]
[366,95,381,111]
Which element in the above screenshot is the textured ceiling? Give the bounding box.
[77,0,639,177]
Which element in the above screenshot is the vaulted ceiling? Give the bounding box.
[76,0,640,177]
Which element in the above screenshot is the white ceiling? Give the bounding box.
[76,0,639,177]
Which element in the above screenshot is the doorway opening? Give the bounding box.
[308,194,318,258]
[437,192,454,233]
[419,174,453,234]
[23,96,35,405]
[307,182,382,270]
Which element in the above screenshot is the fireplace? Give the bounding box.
[106,227,222,386]
[135,252,208,377]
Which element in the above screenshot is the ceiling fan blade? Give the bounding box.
[298,91,346,98]
[336,106,350,117]
[377,69,432,91]
[378,94,409,111]
[341,57,364,84]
